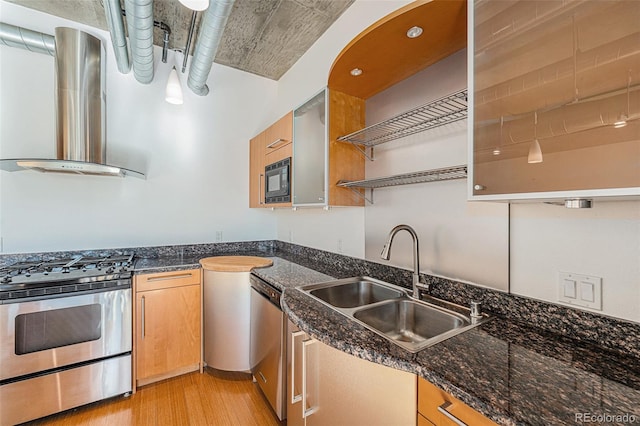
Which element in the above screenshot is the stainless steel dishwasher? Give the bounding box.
[249,274,286,420]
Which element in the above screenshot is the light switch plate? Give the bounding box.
[558,272,602,310]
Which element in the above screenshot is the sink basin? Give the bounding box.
[353,299,470,352]
[301,277,489,353]
[305,277,405,308]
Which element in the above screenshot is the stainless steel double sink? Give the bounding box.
[301,277,490,353]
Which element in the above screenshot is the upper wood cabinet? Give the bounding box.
[249,112,293,208]
[249,132,266,208]
[470,0,640,200]
[265,111,293,165]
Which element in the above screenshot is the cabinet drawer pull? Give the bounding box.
[141,295,146,339]
[290,330,306,404]
[437,401,468,426]
[266,138,288,149]
[146,272,193,282]
[302,338,318,418]
[258,371,267,383]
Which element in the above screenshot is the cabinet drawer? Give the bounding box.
[135,269,201,292]
[418,378,497,426]
[265,140,292,164]
[418,413,435,426]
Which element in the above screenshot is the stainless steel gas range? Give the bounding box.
[0,254,134,425]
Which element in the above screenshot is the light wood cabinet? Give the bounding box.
[287,321,416,426]
[249,111,293,208]
[265,111,293,165]
[418,377,498,426]
[249,132,266,208]
[134,269,202,388]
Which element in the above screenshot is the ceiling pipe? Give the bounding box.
[0,22,55,56]
[102,0,130,73]
[187,0,235,96]
[124,0,154,84]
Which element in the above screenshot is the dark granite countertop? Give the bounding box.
[254,257,640,426]
[133,256,203,273]
[132,253,640,426]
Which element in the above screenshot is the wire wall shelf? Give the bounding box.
[337,89,468,153]
[337,165,467,204]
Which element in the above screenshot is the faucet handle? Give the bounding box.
[470,301,482,318]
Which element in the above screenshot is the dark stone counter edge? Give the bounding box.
[281,289,519,426]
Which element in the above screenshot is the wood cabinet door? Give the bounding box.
[249,131,266,208]
[418,377,498,426]
[305,339,416,426]
[265,111,293,164]
[136,284,201,382]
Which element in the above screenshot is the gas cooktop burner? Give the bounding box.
[0,254,135,301]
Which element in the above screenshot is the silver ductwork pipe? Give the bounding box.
[124,0,154,84]
[187,0,235,96]
[103,0,131,74]
[0,22,55,56]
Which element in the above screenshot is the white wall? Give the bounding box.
[364,50,509,291]
[0,1,278,253]
[511,201,640,323]
[273,0,411,258]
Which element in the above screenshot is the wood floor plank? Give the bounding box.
[26,369,285,426]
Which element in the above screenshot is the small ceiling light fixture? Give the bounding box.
[350,68,363,76]
[528,111,543,164]
[178,0,209,11]
[165,66,183,105]
[406,26,423,39]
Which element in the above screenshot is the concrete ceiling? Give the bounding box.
[5,0,354,80]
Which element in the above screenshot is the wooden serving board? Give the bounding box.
[199,256,273,272]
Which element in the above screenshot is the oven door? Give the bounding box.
[0,288,132,381]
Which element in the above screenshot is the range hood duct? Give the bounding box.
[187,0,235,96]
[124,0,154,84]
[0,22,55,55]
[103,0,131,74]
[0,26,144,178]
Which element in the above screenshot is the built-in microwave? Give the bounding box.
[265,157,291,204]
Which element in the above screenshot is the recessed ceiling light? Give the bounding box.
[406,26,423,39]
[350,68,363,76]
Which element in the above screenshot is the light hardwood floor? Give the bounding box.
[27,369,285,426]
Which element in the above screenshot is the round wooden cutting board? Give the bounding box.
[199,256,273,272]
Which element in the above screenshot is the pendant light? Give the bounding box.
[527,111,543,163]
[614,71,631,128]
[179,0,209,11]
[493,116,503,156]
[165,66,183,105]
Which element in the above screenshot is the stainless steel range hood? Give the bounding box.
[0,27,145,179]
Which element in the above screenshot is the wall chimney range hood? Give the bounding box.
[0,26,145,179]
